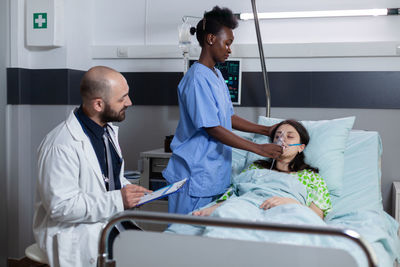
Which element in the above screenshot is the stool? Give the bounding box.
[25,243,49,265]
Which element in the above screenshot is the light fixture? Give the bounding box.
[239,8,399,20]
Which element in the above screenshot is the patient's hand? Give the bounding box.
[192,202,222,216]
[260,196,300,210]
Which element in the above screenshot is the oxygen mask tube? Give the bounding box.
[270,131,285,170]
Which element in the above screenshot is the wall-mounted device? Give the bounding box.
[189,59,242,105]
[26,0,64,47]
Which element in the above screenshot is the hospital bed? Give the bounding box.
[98,130,400,267]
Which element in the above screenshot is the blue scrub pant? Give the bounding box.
[168,183,220,214]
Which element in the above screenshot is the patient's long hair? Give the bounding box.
[254,119,319,173]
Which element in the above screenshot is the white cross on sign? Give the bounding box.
[35,15,46,27]
[33,13,47,29]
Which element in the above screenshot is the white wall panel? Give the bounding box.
[65,0,93,70]
[92,0,400,47]
[245,0,398,13]
[92,58,184,72]
[10,0,30,68]
[1,0,8,265]
[93,0,147,45]
[235,17,400,44]
[143,0,249,44]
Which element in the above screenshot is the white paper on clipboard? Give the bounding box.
[137,178,187,206]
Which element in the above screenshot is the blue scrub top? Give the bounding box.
[163,62,234,197]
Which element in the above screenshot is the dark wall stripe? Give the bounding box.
[67,69,85,104]
[7,68,400,109]
[7,68,84,105]
[123,72,181,106]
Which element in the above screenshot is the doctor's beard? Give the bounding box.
[100,103,127,123]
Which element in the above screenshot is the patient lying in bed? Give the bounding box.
[193,119,332,219]
[166,121,400,266]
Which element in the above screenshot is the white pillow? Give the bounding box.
[330,130,383,212]
[246,116,355,197]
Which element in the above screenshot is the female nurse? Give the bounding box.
[162,6,282,214]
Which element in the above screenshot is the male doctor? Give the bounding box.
[33,66,150,267]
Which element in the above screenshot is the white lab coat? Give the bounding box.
[33,109,130,267]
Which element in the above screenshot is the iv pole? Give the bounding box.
[251,0,271,117]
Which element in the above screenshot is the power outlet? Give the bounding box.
[117,47,128,58]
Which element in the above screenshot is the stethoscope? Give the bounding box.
[74,111,123,184]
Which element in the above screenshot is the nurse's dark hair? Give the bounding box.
[254,119,319,173]
[190,6,238,47]
[80,66,116,102]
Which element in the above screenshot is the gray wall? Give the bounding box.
[0,0,7,265]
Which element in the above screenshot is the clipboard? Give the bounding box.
[136,178,188,206]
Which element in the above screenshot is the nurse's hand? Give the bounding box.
[257,143,283,159]
[267,123,279,137]
[121,184,152,209]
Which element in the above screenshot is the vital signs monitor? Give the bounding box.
[189,59,242,105]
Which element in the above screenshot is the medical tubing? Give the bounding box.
[97,210,378,267]
[270,159,275,170]
[183,52,189,74]
[270,131,285,170]
[251,0,272,117]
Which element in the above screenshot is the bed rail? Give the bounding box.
[97,210,378,267]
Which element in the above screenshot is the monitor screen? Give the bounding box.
[189,59,242,105]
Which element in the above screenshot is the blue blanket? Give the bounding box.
[166,169,400,267]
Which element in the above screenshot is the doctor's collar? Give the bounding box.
[76,106,105,140]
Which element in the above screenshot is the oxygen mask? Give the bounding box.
[270,131,285,170]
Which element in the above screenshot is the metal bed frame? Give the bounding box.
[97,210,378,267]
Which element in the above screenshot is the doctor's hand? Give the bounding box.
[260,196,300,210]
[121,184,152,209]
[256,143,283,159]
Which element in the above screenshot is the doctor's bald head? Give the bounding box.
[80,66,118,103]
[80,66,132,125]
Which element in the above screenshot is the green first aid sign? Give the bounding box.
[33,13,47,29]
